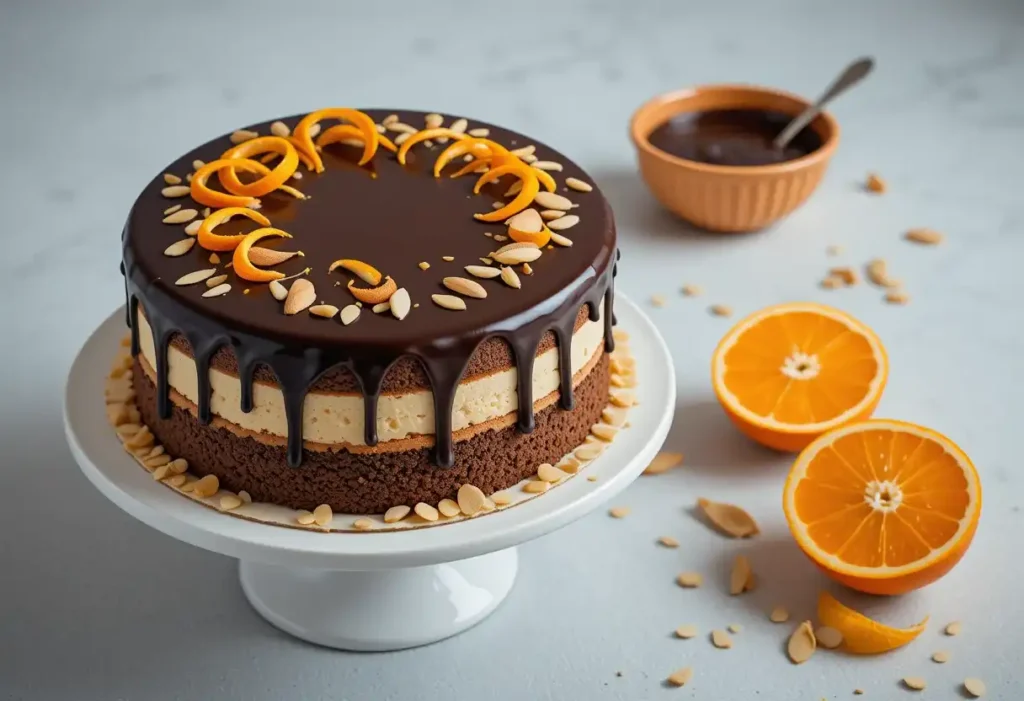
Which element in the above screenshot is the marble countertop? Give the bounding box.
[2,0,1022,699]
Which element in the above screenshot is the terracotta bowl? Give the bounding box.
[630,84,840,233]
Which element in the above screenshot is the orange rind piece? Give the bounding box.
[232,227,293,282]
[450,157,491,179]
[317,125,397,154]
[530,165,557,192]
[293,108,379,172]
[285,136,317,170]
[397,128,467,165]
[817,592,928,654]
[472,162,540,222]
[219,136,299,197]
[506,208,551,247]
[433,138,508,176]
[196,207,271,252]
[190,158,266,209]
[328,258,383,286]
[348,276,397,305]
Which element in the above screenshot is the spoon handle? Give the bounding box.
[773,57,875,150]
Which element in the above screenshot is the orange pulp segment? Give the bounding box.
[784,420,981,595]
[711,302,888,451]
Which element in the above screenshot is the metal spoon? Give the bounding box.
[773,57,875,150]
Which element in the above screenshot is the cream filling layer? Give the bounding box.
[137,312,604,446]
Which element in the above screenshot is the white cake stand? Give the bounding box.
[64,294,674,651]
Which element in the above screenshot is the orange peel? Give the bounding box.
[348,276,397,305]
[318,125,397,154]
[232,228,293,282]
[506,208,551,247]
[817,592,928,654]
[472,162,540,222]
[196,207,271,252]
[190,158,266,209]
[219,136,299,197]
[328,258,383,286]
[433,138,507,177]
[530,165,557,192]
[293,108,379,171]
[396,128,467,165]
[450,157,491,179]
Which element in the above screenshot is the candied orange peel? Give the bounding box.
[190,158,267,209]
[233,228,293,282]
[450,157,491,178]
[397,128,467,165]
[317,125,397,154]
[197,207,272,252]
[219,136,299,197]
[433,138,509,177]
[293,108,379,171]
[348,276,397,304]
[530,166,557,193]
[506,209,551,247]
[328,258,383,286]
[472,162,540,222]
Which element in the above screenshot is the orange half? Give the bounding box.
[784,420,981,595]
[712,302,888,451]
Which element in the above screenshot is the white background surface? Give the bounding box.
[1,0,1022,699]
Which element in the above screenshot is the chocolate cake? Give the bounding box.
[120,108,617,515]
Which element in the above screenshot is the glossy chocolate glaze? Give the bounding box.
[648,109,822,166]
[122,110,617,468]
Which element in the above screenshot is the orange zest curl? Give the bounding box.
[190,159,267,209]
[433,138,501,177]
[348,276,397,305]
[219,136,299,197]
[327,258,383,286]
[317,125,397,154]
[232,228,293,282]
[472,162,541,222]
[530,165,557,193]
[293,108,379,172]
[450,157,491,179]
[396,128,467,165]
[197,207,271,252]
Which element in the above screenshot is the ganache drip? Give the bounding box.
[122,243,617,470]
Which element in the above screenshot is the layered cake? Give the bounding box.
[119,108,618,517]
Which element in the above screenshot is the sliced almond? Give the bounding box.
[504,180,524,197]
[643,452,682,475]
[865,172,886,193]
[709,304,733,317]
[410,502,437,522]
[591,424,617,442]
[697,498,759,538]
[192,474,219,499]
[339,304,360,325]
[539,209,564,221]
[963,678,986,697]
[230,129,259,144]
[575,443,604,461]
[437,499,461,518]
[533,191,573,210]
[443,276,487,299]
[270,121,291,137]
[184,220,202,236]
[565,177,593,192]
[284,278,316,315]
[237,489,251,503]
[388,122,418,134]
[549,232,573,247]
[393,132,412,145]
[384,505,411,523]
[372,302,390,314]
[500,266,521,289]
[163,173,182,185]
[537,463,566,483]
[249,247,299,266]
[164,238,196,257]
[531,160,563,172]
[729,555,752,595]
[769,606,790,623]
[522,480,549,494]
[309,304,339,319]
[506,208,544,234]
[352,518,374,530]
[815,626,843,649]
[431,294,466,311]
[492,247,542,266]
[674,624,698,639]
[945,621,962,636]
[175,268,217,286]
[905,227,943,245]
[206,274,228,288]
[382,288,407,320]
[609,506,630,518]
[787,621,816,664]
[457,484,487,516]
[163,208,198,225]
[885,290,910,305]
[658,535,679,548]
[467,127,489,137]
[666,667,693,687]
[220,494,243,511]
[866,258,898,287]
[161,185,191,198]
[449,117,468,134]
[269,280,288,301]
[681,283,702,296]
[418,261,431,271]
[547,214,578,231]
[510,145,536,157]
[424,113,444,129]
[491,492,512,506]
[465,265,501,279]
[296,510,316,526]
[711,630,733,649]
[829,266,859,285]
[903,677,927,691]
[164,204,182,216]
[382,114,399,126]
[313,503,333,527]
[202,283,231,298]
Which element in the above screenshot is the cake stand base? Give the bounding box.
[239,548,518,651]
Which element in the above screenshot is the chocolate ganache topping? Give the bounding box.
[122,109,617,468]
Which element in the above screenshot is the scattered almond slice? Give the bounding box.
[249,247,300,266]
[492,246,542,265]
[674,624,698,639]
[284,279,316,315]
[537,463,566,483]
[418,261,430,271]
[729,555,752,595]
[164,204,182,216]
[540,209,565,221]
[658,536,679,548]
[491,492,512,506]
[728,624,742,634]
[465,265,501,279]
[443,276,487,299]
[885,290,910,305]
[931,651,950,663]
[681,283,702,296]
[575,443,604,461]
[220,494,243,511]
[457,484,487,516]
[269,280,288,301]
[163,173,182,185]
[161,185,191,198]
[944,621,962,636]
[788,621,816,664]
[312,504,333,527]
[270,121,291,137]
[500,266,521,289]
[339,304,360,326]
[432,294,467,311]
[650,294,666,308]
[696,498,759,538]
[296,510,315,526]
[905,228,943,245]
[390,288,411,320]
[821,275,844,289]
[309,304,339,319]
[609,506,630,519]
[709,304,733,317]
[414,503,439,522]
[902,677,926,691]
[437,499,461,518]
[523,480,549,494]
[964,678,986,697]
[468,127,489,137]
[164,238,196,257]
[865,173,886,193]
[353,518,374,531]
[184,220,201,236]
[666,667,693,687]
[192,474,220,498]
[676,572,702,588]
[533,191,572,210]
[866,258,900,287]
[548,214,579,231]
[829,266,859,285]
[163,208,198,225]
[202,283,231,298]
[827,244,843,256]
[230,129,259,145]
[769,606,790,623]
[711,630,733,649]
[815,626,843,649]
[565,177,593,192]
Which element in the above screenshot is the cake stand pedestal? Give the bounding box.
[64,295,674,651]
